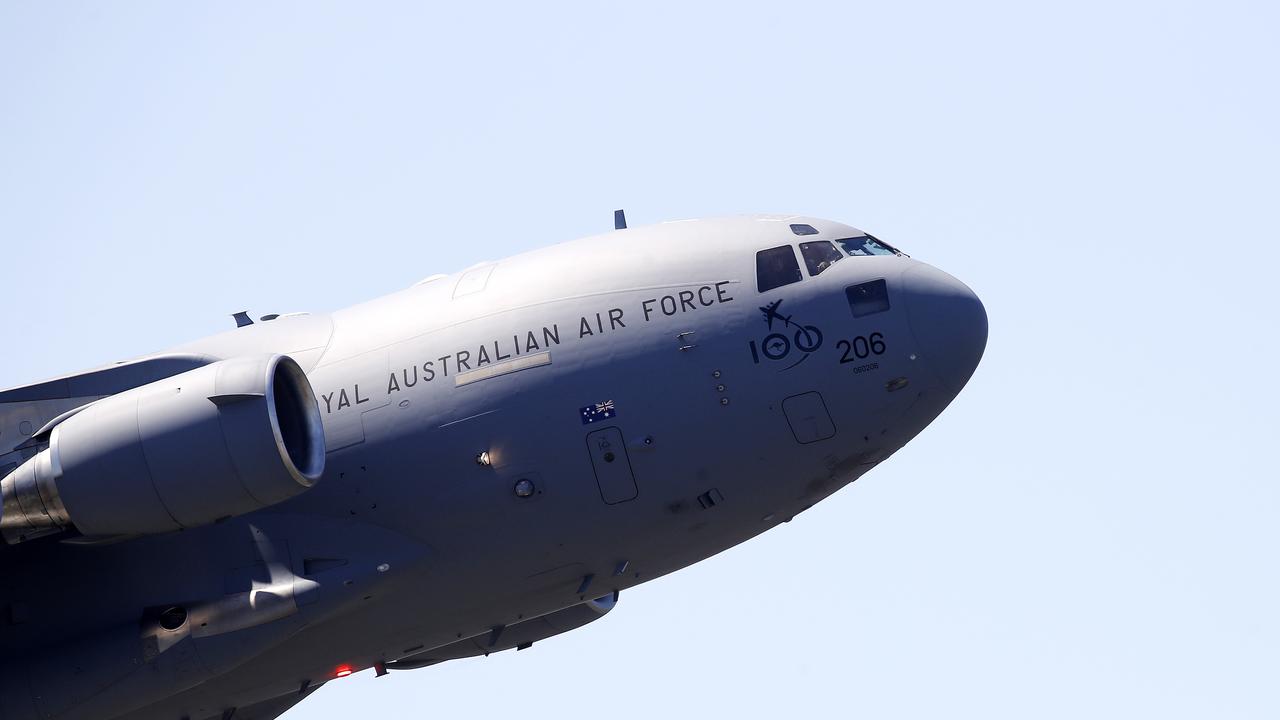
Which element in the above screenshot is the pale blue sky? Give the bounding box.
[2,2,1277,718]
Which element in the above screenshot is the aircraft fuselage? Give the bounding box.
[0,215,986,720]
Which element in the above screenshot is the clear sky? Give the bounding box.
[2,2,1277,718]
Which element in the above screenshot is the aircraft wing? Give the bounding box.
[0,354,213,474]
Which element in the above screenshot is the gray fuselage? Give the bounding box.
[0,215,986,720]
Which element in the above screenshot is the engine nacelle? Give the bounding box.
[0,354,324,543]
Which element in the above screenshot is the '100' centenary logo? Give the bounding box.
[748,299,824,370]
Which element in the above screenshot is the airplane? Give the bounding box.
[0,213,986,719]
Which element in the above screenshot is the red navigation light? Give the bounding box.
[335,665,354,678]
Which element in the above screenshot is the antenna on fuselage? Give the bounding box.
[614,209,627,230]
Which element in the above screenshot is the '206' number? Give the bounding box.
[837,333,886,363]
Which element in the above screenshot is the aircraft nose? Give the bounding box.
[900,263,988,393]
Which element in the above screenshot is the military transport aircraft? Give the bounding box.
[0,214,986,719]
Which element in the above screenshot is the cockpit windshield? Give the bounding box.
[836,234,901,257]
[799,241,843,277]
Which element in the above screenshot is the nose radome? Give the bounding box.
[900,263,988,394]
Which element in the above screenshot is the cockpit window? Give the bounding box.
[836,234,900,257]
[756,245,803,292]
[799,241,843,277]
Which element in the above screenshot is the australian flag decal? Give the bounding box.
[580,400,617,425]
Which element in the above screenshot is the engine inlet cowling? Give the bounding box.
[0,354,325,543]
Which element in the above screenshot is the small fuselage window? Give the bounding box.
[756,245,803,293]
[847,279,890,317]
[836,235,900,257]
[799,241,844,277]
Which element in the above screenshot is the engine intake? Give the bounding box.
[0,354,324,543]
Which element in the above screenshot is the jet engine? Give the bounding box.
[0,354,324,543]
